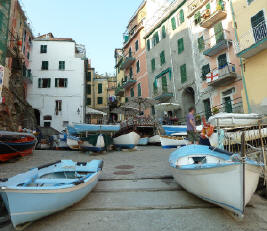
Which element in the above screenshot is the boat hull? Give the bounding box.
[79,135,105,152]
[148,135,161,145]
[160,136,189,149]
[171,163,261,215]
[67,137,79,150]
[138,137,149,146]
[113,132,140,149]
[1,171,100,228]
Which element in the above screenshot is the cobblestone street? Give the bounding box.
[1,147,267,231]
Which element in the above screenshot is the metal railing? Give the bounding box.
[187,0,209,17]
[206,63,236,84]
[204,29,232,50]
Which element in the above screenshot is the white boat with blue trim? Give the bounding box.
[160,132,189,149]
[169,145,263,216]
[113,131,140,149]
[0,159,103,229]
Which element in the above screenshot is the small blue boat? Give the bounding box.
[0,159,103,229]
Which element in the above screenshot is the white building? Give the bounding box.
[27,33,87,131]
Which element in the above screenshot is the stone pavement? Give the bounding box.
[1,147,267,231]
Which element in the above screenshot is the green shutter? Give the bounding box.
[178,38,184,54]
[201,64,210,79]
[218,53,227,68]
[130,88,134,97]
[55,78,58,87]
[135,40,139,51]
[136,61,140,73]
[87,84,91,94]
[151,59,155,72]
[171,17,176,30]
[160,51,165,66]
[138,83,141,97]
[180,64,187,83]
[98,83,102,94]
[206,3,210,9]
[38,78,41,88]
[162,25,166,38]
[48,78,51,88]
[153,79,158,94]
[198,36,205,51]
[129,67,133,78]
[179,10,184,24]
[97,97,103,105]
[87,98,91,105]
[214,22,224,43]
[147,39,151,51]
[194,11,201,24]
[162,75,168,93]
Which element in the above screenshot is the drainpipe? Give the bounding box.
[230,0,252,113]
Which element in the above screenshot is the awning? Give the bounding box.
[86,107,107,116]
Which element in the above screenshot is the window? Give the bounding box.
[55,78,68,88]
[162,75,168,93]
[135,40,139,51]
[129,47,132,57]
[41,61,49,70]
[136,60,140,73]
[171,17,176,30]
[130,88,134,97]
[198,36,205,51]
[217,53,227,69]
[194,11,201,24]
[129,67,133,78]
[179,9,184,24]
[44,122,51,127]
[251,10,267,42]
[27,69,31,78]
[38,78,51,88]
[87,98,91,105]
[43,115,52,120]
[147,39,151,51]
[160,51,165,66]
[206,3,210,9]
[87,72,92,82]
[125,97,128,103]
[162,25,166,39]
[98,83,102,94]
[27,52,30,60]
[151,58,156,72]
[55,100,62,115]
[153,32,159,46]
[201,64,210,79]
[59,61,65,70]
[153,79,158,94]
[97,97,103,105]
[87,84,91,95]
[247,0,254,5]
[40,45,47,53]
[180,64,187,83]
[138,83,142,97]
[214,22,224,43]
[177,38,184,54]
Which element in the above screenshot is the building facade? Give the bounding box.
[27,33,87,131]
[232,0,267,114]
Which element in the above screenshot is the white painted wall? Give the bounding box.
[27,40,86,132]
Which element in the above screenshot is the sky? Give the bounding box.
[20,0,144,75]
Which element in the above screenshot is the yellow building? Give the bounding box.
[114,48,125,103]
[232,0,267,114]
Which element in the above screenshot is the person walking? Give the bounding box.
[186,107,199,144]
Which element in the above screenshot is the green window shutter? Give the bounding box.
[160,51,165,66]
[129,67,133,78]
[153,79,158,94]
[135,40,139,51]
[214,22,224,43]
[151,58,156,72]
[129,48,132,57]
[87,98,91,105]
[136,60,140,73]
[171,17,176,30]
[201,64,210,79]
[155,32,159,44]
[198,36,205,51]
[125,97,128,103]
[162,75,168,93]
[206,3,210,9]
[194,11,201,24]
[218,53,227,68]
[64,79,68,87]
[55,78,58,87]
[180,64,187,83]
[48,78,51,88]
[162,25,166,38]
[130,88,134,97]
[147,39,151,51]
[179,10,184,24]
[98,83,102,94]
[87,84,91,94]
[138,83,142,97]
[38,78,41,88]
[178,38,184,54]
[59,61,65,70]
[97,97,103,105]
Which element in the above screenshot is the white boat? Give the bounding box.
[113,132,140,149]
[0,160,103,229]
[138,137,149,146]
[169,145,263,216]
[208,113,261,128]
[66,136,80,150]
[79,134,105,152]
[148,135,161,144]
[160,132,189,149]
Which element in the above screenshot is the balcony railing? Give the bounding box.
[122,77,136,89]
[203,29,232,57]
[206,63,237,87]
[120,56,136,70]
[200,9,227,29]
[234,20,267,59]
[153,91,173,102]
[115,86,124,97]
[187,0,209,18]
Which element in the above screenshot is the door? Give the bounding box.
[224,96,233,113]
[203,99,212,119]
[251,10,267,42]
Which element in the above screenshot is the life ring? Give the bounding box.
[201,125,214,139]
[203,9,211,19]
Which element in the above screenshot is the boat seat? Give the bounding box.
[34,178,85,185]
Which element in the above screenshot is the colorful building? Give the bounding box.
[232,0,267,114]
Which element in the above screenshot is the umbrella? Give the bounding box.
[155,103,181,111]
[125,97,157,113]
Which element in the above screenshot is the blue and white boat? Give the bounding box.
[162,125,187,136]
[138,137,149,146]
[0,159,103,229]
[169,145,263,217]
[113,131,140,149]
[160,132,189,149]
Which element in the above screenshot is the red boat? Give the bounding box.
[0,131,37,162]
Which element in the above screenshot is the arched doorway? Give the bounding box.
[182,87,195,116]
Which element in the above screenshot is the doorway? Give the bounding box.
[182,87,195,116]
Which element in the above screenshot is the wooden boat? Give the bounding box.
[169,145,263,216]
[160,132,189,149]
[0,131,37,162]
[148,135,161,145]
[0,159,103,229]
[113,131,140,149]
[66,135,80,150]
[79,134,105,152]
[208,113,261,128]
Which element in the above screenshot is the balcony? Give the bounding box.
[235,20,267,59]
[120,56,135,70]
[122,77,136,89]
[207,63,237,87]
[187,0,209,18]
[154,92,173,102]
[115,86,124,97]
[203,30,232,57]
[200,9,227,29]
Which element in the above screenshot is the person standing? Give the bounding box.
[186,107,199,144]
